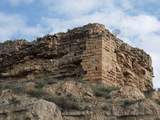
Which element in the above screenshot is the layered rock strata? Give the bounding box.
[0,23,153,91]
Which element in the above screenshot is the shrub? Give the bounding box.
[0,83,24,94]
[92,84,119,98]
[45,95,83,110]
[3,40,13,45]
[12,86,24,94]
[121,100,137,107]
[27,86,84,111]
[27,89,47,98]
[0,84,14,90]
[35,80,47,89]
[76,76,89,84]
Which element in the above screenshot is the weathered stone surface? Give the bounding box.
[62,98,160,120]
[0,23,153,92]
[0,23,158,120]
[109,86,145,100]
[101,34,153,91]
[115,43,153,91]
[0,90,63,120]
[43,80,94,98]
[112,99,160,116]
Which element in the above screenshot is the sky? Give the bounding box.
[0,0,160,88]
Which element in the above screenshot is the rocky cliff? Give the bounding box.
[0,23,153,91]
[0,23,159,120]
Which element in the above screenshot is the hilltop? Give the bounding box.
[0,23,160,120]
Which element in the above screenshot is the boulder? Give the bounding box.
[0,91,63,120]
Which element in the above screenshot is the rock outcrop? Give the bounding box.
[0,90,63,120]
[0,23,153,91]
[0,23,159,120]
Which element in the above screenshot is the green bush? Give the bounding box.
[35,80,47,89]
[27,88,85,111]
[3,40,13,45]
[0,84,24,94]
[77,77,89,83]
[0,84,14,90]
[27,89,47,98]
[45,95,83,110]
[121,100,137,107]
[92,84,119,98]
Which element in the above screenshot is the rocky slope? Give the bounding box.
[0,23,160,120]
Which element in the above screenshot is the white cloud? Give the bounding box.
[41,0,160,88]
[0,12,46,41]
[139,34,160,88]
[7,0,34,6]
[41,0,132,18]
[41,0,100,15]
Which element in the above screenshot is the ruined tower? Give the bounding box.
[0,23,153,91]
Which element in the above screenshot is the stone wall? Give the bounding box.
[0,23,153,91]
[101,31,123,86]
[101,28,153,91]
[81,24,104,81]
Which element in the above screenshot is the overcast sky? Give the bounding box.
[0,0,160,88]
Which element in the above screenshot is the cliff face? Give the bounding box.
[0,23,159,120]
[0,23,153,91]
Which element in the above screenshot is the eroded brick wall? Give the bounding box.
[101,34,123,86]
[0,23,153,91]
[81,34,102,81]
[101,30,153,91]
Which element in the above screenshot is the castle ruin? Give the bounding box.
[0,23,153,91]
